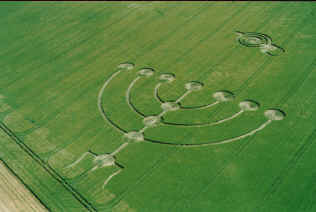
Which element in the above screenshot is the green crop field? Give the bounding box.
[1,1,316,212]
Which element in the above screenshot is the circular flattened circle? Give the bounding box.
[185,81,203,91]
[213,91,234,102]
[161,102,180,112]
[237,32,271,48]
[159,73,175,83]
[138,68,155,77]
[264,109,286,121]
[124,131,144,142]
[239,100,260,111]
[94,154,115,167]
[143,116,161,127]
[118,63,135,70]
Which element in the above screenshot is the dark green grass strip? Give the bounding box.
[0,122,96,212]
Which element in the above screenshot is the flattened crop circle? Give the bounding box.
[237,32,271,48]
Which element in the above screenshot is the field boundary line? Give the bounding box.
[0,122,96,212]
[0,159,50,211]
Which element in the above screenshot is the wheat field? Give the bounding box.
[0,160,47,212]
[0,2,316,212]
